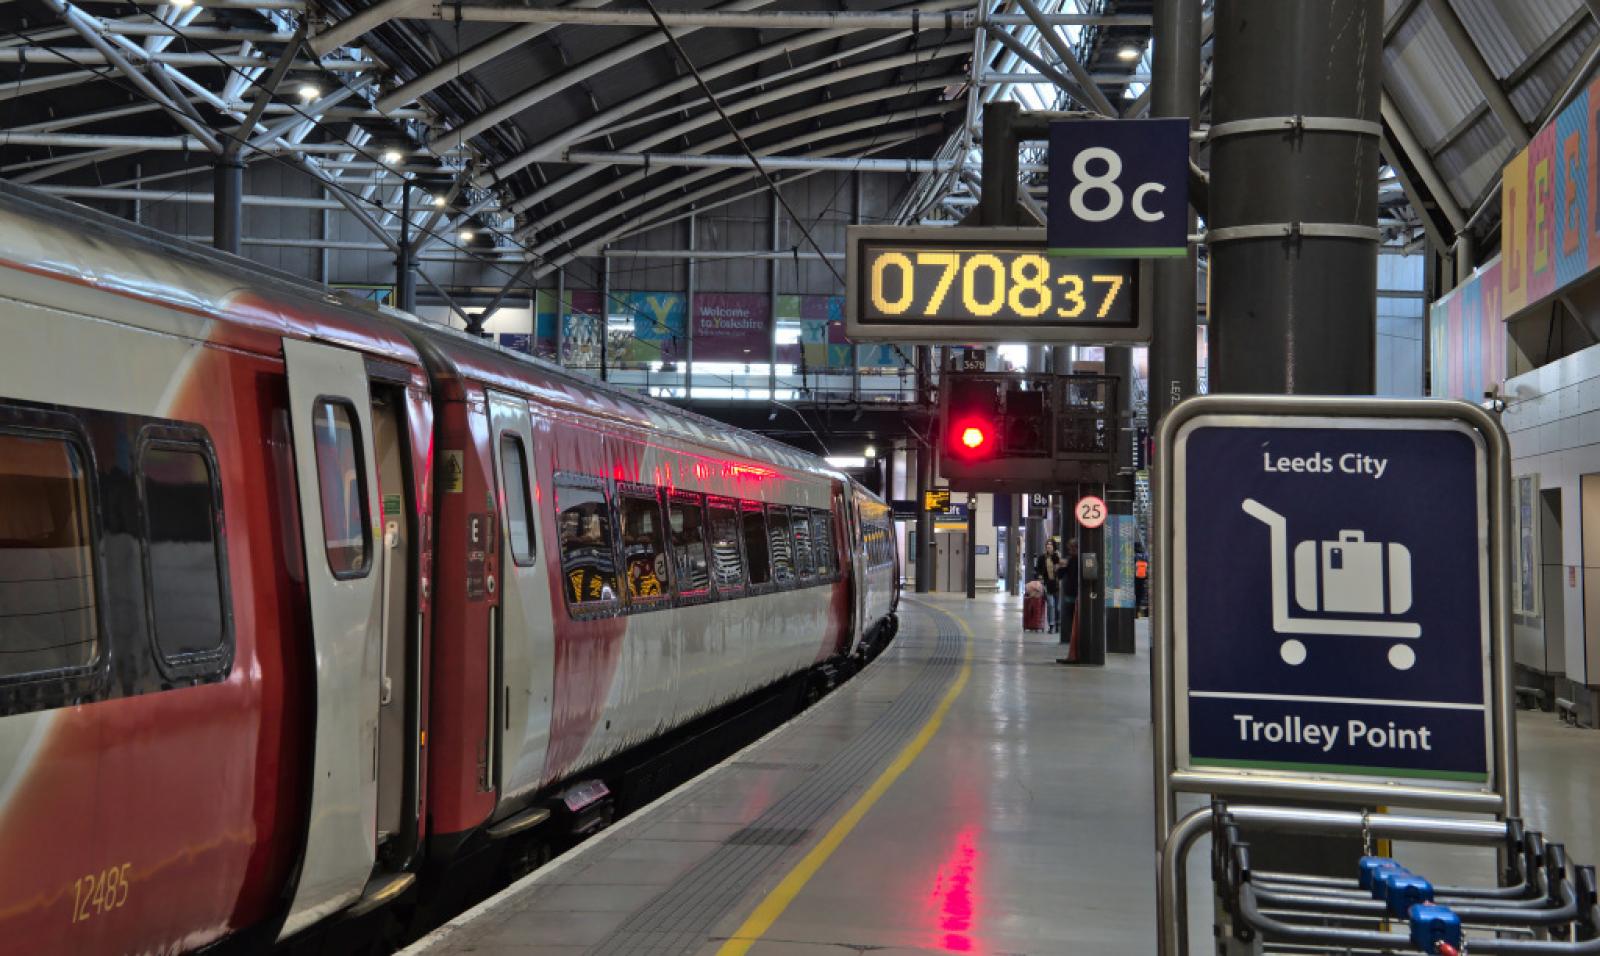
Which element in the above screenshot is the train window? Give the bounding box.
[499,435,535,566]
[811,510,834,575]
[668,495,711,598]
[555,477,618,607]
[619,490,669,605]
[140,443,230,668]
[740,505,771,586]
[708,502,745,593]
[312,400,371,578]
[791,508,815,579]
[767,506,795,586]
[0,433,98,678]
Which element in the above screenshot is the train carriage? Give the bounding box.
[0,181,897,956]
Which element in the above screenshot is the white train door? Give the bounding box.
[488,391,556,803]
[279,339,384,938]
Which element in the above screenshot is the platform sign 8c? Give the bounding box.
[1048,118,1191,258]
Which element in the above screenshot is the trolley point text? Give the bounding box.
[1261,452,1389,479]
[1231,714,1433,752]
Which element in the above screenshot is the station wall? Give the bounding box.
[1502,343,1600,715]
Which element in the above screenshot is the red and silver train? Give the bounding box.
[0,181,899,955]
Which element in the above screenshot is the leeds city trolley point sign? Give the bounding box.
[844,226,1152,344]
[1156,396,1515,812]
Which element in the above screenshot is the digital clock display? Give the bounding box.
[845,226,1149,344]
[858,242,1136,328]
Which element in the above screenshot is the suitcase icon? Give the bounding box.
[1241,499,1421,670]
[1294,531,1412,616]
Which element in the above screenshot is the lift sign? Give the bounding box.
[1172,415,1493,784]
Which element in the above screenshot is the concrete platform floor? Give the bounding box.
[405,593,1600,956]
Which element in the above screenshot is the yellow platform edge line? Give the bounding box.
[715,601,975,956]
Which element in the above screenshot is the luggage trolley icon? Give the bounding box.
[1240,498,1420,671]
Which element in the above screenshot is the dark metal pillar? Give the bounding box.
[212,158,244,255]
[915,349,934,594]
[599,256,610,381]
[1106,346,1137,654]
[1209,0,1383,394]
[1149,0,1201,422]
[1007,493,1023,596]
[965,492,977,599]
[395,182,415,313]
[1071,479,1108,665]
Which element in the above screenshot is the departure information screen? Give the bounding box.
[845,226,1148,344]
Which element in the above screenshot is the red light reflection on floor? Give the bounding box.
[923,825,982,953]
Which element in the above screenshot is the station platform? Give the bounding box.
[405,594,1600,956]
[405,594,1156,954]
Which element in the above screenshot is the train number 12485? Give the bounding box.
[71,863,132,923]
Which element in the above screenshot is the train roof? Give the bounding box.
[0,179,879,499]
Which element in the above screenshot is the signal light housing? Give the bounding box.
[936,371,1118,492]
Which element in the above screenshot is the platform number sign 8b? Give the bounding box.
[1077,495,1107,530]
[1048,118,1191,257]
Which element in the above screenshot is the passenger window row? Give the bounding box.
[861,510,894,570]
[553,473,841,613]
[0,402,232,714]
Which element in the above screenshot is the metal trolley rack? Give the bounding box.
[1153,396,1527,955]
[1200,800,1600,954]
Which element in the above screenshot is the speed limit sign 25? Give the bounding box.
[1076,495,1108,530]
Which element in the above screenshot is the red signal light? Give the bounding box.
[961,426,987,450]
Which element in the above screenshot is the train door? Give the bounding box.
[488,391,556,804]
[369,383,417,856]
[279,339,384,939]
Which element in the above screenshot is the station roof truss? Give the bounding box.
[0,0,1586,281]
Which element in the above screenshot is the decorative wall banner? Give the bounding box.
[560,290,602,369]
[1499,74,1600,318]
[621,291,686,364]
[498,333,533,354]
[533,290,561,358]
[1428,255,1506,402]
[693,292,771,362]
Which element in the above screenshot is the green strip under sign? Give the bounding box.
[1047,246,1189,257]
[1191,756,1489,783]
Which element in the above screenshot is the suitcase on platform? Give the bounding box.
[1024,593,1047,631]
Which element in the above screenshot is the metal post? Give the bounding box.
[1075,479,1107,665]
[1106,347,1137,654]
[1455,231,1476,286]
[966,491,977,600]
[1007,493,1022,596]
[396,182,416,313]
[555,268,566,364]
[686,212,696,400]
[851,171,863,404]
[916,345,934,594]
[212,158,244,255]
[1026,347,1047,569]
[1149,0,1200,424]
[770,190,781,401]
[1209,0,1382,394]
[600,256,609,381]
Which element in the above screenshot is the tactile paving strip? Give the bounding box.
[584,601,963,955]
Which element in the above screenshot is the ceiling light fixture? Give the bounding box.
[1117,45,1142,61]
[458,230,474,243]
[382,149,403,165]
[296,83,321,100]
[431,194,447,208]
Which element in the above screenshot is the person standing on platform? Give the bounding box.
[1034,537,1063,632]
[1060,537,1080,642]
